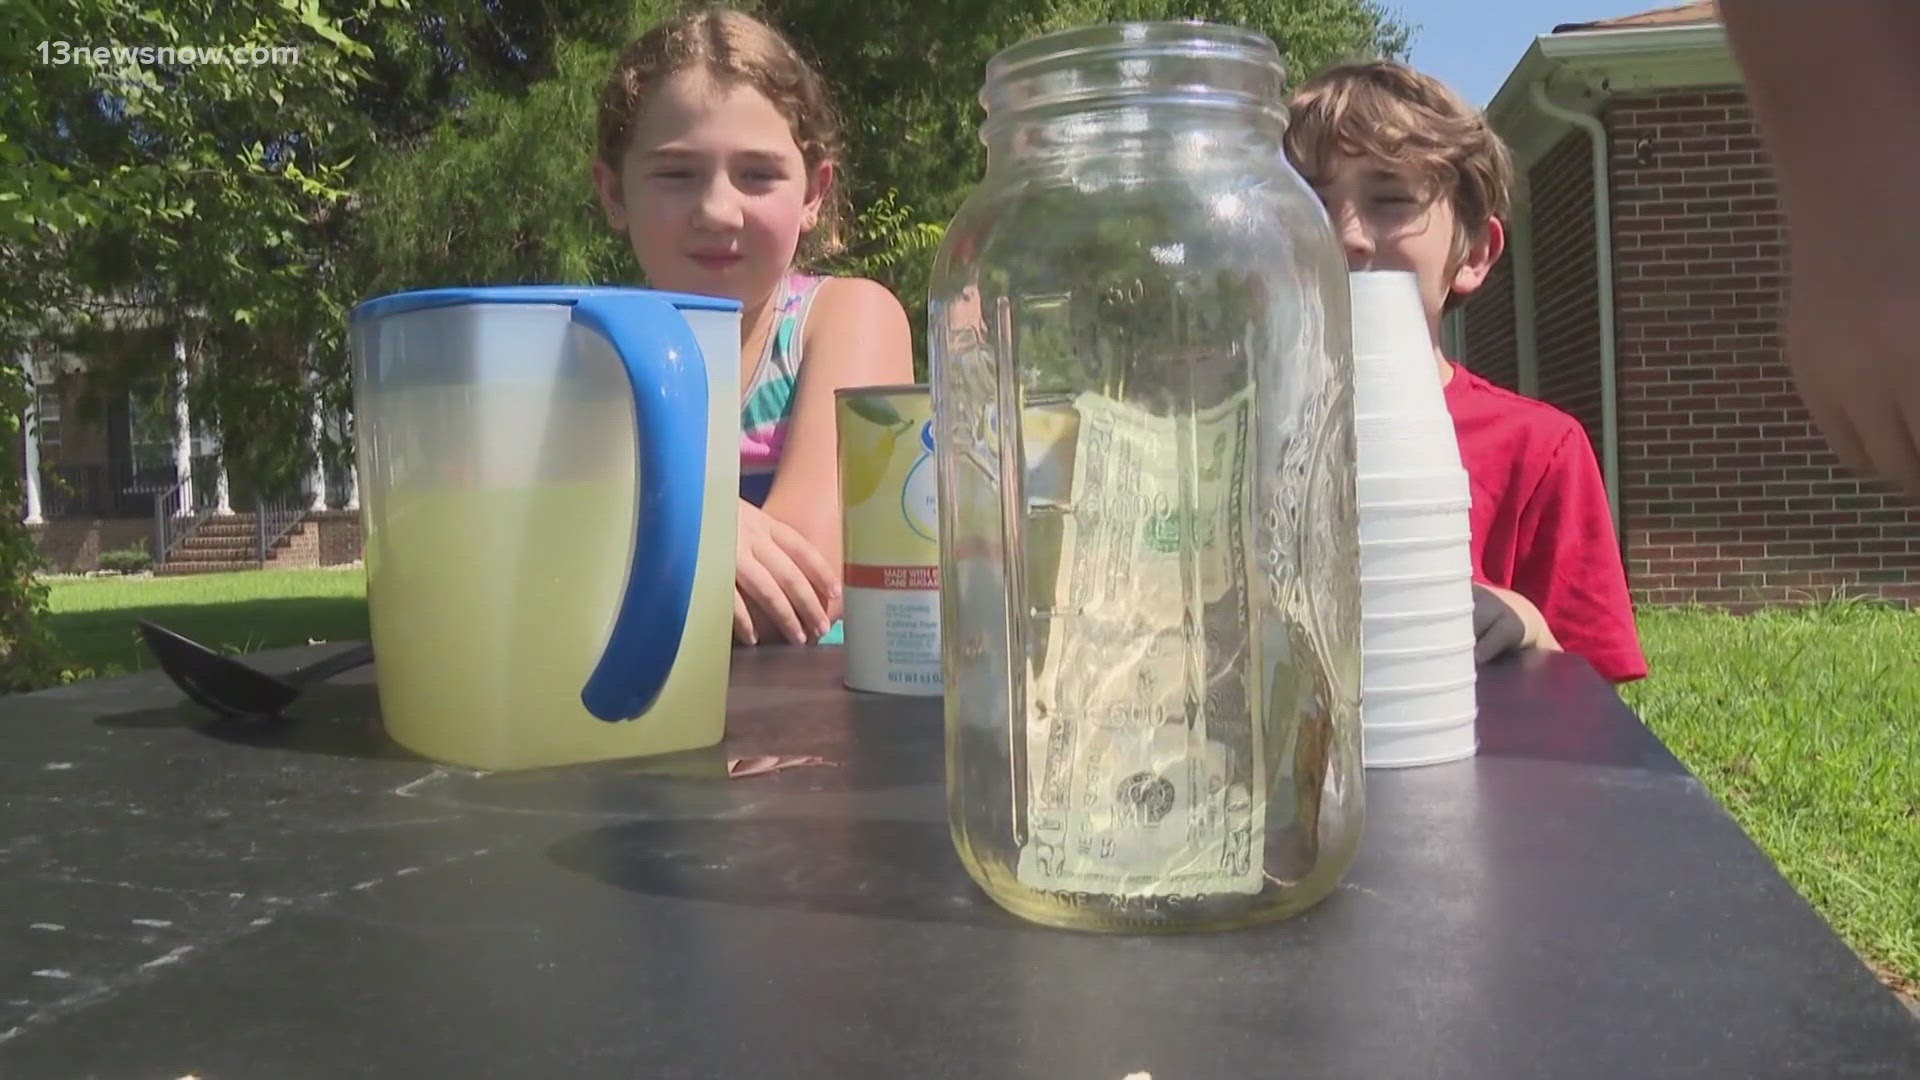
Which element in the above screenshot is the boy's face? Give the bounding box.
[1306,152,1503,343]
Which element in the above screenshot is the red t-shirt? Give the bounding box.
[1443,363,1648,683]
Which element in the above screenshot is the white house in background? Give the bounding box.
[12,306,361,573]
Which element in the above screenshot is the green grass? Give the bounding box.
[44,569,369,678]
[29,572,1920,996]
[1624,600,1920,997]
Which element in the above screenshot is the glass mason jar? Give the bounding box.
[928,21,1363,932]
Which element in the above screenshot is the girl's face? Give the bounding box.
[593,68,830,309]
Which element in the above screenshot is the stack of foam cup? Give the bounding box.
[1349,270,1478,768]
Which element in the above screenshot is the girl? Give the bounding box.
[590,6,914,647]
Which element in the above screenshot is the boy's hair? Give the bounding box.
[596,5,846,260]
[1284,59,1513,264]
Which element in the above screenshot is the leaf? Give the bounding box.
[300,7,362,54]
[727,754,832,778]
[844,393,905,427]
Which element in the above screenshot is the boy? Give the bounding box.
[1286,59,1647,683]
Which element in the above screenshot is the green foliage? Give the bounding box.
[96,544,154,575]
[347,0,1406,360]
[2,0,399,686]
[6,0,389,326]
[348,35,647,296]
[0,399,65,690]
[764,0,1409,324]
[825,189,948,284]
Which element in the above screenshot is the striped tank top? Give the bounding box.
[739,273,827,506]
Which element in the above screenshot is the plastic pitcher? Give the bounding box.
[349,286,740,770]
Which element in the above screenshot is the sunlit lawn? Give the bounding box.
[43,568,369,678]
[1625,601,1919,1002]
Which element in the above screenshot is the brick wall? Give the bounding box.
[30,519,152,573]
[275,520,320,568]
[1610,88,1920,608]
[1529,132,1605,450]
[258,511,361,569]
[1461,258,1517,389]
[316,510,363,566]
[29,511,362,574]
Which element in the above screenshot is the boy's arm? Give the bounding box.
[1506,427,1648,683]
[1473,581,1560,661]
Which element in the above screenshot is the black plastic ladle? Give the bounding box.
[137,620,374,723]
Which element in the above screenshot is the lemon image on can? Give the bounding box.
[836,385,942,696]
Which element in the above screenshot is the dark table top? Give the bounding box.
[2,645,1915,1079]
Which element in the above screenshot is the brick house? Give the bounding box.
[12,315,363,573]
[1454,1,1920,609]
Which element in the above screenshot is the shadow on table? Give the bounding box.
[93,679,420,761]
[1474,651,1689,775]
[548,818,1035,931]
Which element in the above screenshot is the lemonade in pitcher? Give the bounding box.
[352,287,741,771]
[364,472,737,769]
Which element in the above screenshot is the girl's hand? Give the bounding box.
[735,276,910,646]
[734,498,840,645]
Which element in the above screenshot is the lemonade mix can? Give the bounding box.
[835,385,942,695]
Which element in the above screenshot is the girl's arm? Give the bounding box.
[756,275,914,591]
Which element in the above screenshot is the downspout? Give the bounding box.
[1530,79,1620,528]
[1509,179,1540,398]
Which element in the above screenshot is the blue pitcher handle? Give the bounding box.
[570,294,708,721]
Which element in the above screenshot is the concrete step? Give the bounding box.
[192,518,308,539]
[158,513,309,572]
[155,559,264,576]
[173,527,300,553]
[175,534,257,554]
[165,541,255,558]
[158,544,295,570]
